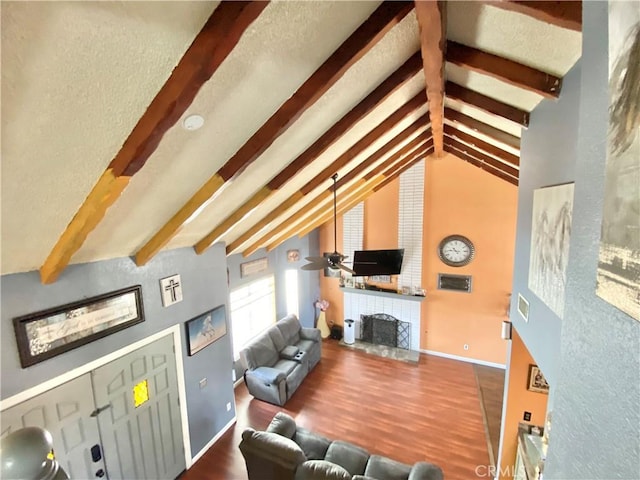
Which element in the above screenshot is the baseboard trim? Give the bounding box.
[189,416,237,467]
[421,349,506,369]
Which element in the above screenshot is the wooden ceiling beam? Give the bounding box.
[135,1,414,266]
[193,51,423,253]
[300,92,427,195]
[444,136,519,181]
[227,104,429,255]
[232,110,431,256]
[445,81,530,127]
[443,124,519,166]
[445,143,518,186]
[488,1,582,32]
[446,40,561,98]
[444,107,520,149]
[292,142,434,241]
[414,0,446,155]
[292,146,432,242]
[295,146,434,240]
[39,1,268,284]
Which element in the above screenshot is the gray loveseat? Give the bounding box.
[240,314,321,406]
[239,412,444,480]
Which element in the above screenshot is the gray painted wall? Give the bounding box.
[509,60,581,386]
[509,2,640,477]
[544,2,640,477]
[0,245,235,459]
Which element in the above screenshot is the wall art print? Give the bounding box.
[596,2,640,321]
[13,286,144,368]
[186,305,227,356]
[528,183,574,318]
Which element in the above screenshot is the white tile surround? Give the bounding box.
[343,291,421,351]
[340,165,425,351]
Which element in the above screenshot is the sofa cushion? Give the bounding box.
[294,460,351,480]
[364,455,411,480]
[242,332,279,369]
[294,427,331,460]
[277,314,302,345]
[240,429,307,466]
[268,326,287,352]
[266,412,297,439]
[273,359,299,376]
[408,462,444,480]
[325,441,369,476]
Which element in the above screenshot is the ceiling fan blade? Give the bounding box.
[301,261,327,271]
[305,256,327,263]
[337,263,355,275]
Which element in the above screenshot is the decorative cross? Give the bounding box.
[165,279,181,302]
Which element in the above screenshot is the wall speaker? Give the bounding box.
[501,320,512,340]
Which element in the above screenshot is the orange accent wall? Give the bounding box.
[499,329,549,480]
[364,178,399,250]
[318,215,344,327]
[421,153,517,364]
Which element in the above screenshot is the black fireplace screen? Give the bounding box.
[360,313,410,350]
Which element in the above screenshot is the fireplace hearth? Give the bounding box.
[360,313,410,350]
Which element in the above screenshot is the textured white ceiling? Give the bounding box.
[0,1,582,275]
[0,1,215,273]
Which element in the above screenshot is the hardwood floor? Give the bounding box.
[473,364,506,467]
[181,340,492,480]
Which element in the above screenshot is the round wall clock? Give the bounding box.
[438,235,475,267]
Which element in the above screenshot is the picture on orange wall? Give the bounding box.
[596,2,640,322]
[528,183,574,318]
[527,364,549,394]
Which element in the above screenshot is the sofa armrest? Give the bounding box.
[247,366,286,384]
[300,327,321,342]
[408,462,444,480]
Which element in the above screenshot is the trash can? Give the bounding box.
[343,319,355,345]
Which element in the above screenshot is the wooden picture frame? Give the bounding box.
[13,286,144,368]
[186,305,227,356]
[527,364,550,394]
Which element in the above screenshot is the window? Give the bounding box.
[230,276,276,360]
[285,269,299,318]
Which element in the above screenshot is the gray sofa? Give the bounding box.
[239,412,444,480]
[240,314,321,406]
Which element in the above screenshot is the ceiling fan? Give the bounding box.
[302,173,355,275]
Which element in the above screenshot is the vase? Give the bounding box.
[317,311,330,339]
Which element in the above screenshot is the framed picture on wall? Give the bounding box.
[527,364,550,394]
[13,286,144,368]
[186,305,227,356]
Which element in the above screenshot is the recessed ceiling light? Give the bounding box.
[182,114,204,131]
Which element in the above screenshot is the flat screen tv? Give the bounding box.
[352,249,404,276]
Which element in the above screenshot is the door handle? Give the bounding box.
[90,404,111,417]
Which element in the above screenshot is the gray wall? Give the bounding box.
[509,61,581,386]
[545,2,640,477]
[510,1,640,477]
[0,245,235,459]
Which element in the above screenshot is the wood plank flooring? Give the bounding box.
[180,340,492,480]
[473,364,506,467]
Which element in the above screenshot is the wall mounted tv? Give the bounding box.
[352,249,404,276]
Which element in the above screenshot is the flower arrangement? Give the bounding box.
[314,299,329,311]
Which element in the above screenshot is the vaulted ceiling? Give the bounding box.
[0,1,582,281]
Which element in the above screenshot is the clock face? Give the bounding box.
[438,235,475,267]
